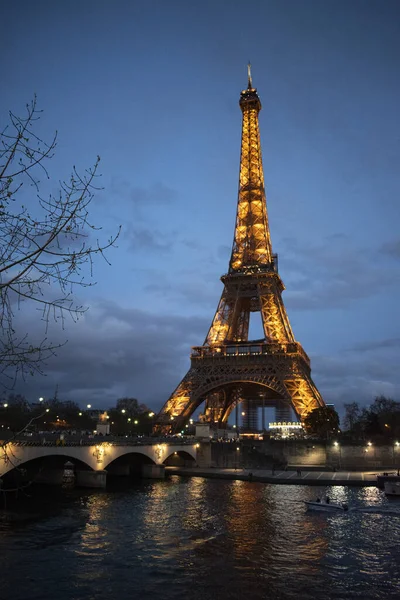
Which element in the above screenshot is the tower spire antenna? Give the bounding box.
[247,62,253,89]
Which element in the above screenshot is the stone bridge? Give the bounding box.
[0,440,201,488]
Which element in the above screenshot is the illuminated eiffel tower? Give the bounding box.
[155,66,325,433]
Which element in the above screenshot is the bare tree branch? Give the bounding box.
[0,97,121,384]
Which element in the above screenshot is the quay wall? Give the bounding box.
[208,440,400,470]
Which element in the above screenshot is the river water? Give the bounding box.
[1,476,400,600]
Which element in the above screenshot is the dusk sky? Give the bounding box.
[1,0,400,417]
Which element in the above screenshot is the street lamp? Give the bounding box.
[393,441,399,466]
[235,446,240,471]
[87,404,92,409]
[39,397,44,402]
[333,441,341,468]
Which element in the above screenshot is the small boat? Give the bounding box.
[305,500,348,512]
[384,481,400,497]
[376,473,400,489]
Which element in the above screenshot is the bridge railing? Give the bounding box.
[0,435,197,447]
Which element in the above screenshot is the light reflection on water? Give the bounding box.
[1,478,400,600]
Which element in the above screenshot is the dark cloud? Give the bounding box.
[380,239,400,259]
[278,234,400,310]
[100,180,179,235]
[112,179,177,207]
[4,295,400,419]
[144,279,220,308]
[311,351,400,416]
[123,225,171,253]
[348,338,400,353]
[3,300,209,411]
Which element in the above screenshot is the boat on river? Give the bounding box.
[305,500,348,512]
[384,481,400,497]
[376,473,400,489]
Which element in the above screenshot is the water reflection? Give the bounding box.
[1,479,400,600]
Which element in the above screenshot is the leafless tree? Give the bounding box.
[0,97,120,385]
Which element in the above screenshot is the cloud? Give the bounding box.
[348,338,400,353]
[380,239,400,259]
[110,179,178,221]
[3,299,209,411]
[278,234,400,310]
[123,224,171,253]
[144,279,220,308]
[311,351,400,416]
[4,295,400,418]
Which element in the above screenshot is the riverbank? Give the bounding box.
[166,466,387,486]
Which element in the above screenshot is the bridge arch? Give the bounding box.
[0,444,97,477]
[163,449,197,467]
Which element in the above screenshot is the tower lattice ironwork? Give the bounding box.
[155,66,325,433]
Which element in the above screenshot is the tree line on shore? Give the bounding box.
[0,395,155,437]
[303,395,400,442]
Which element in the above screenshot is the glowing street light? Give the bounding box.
[121,409,126,414]
[149,412,155,418]
[87,404,92,409]
[39,397,44,402]
[134,420,138,425]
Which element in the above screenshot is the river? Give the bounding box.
[1,476,400,600]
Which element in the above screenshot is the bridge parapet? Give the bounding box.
[0,435,196,447]
[0,440,199,478]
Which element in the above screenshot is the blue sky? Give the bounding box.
[1,0,400,416]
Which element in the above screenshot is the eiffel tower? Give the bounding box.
[155,66,325,433]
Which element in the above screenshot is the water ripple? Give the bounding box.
[1,480,400,600]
